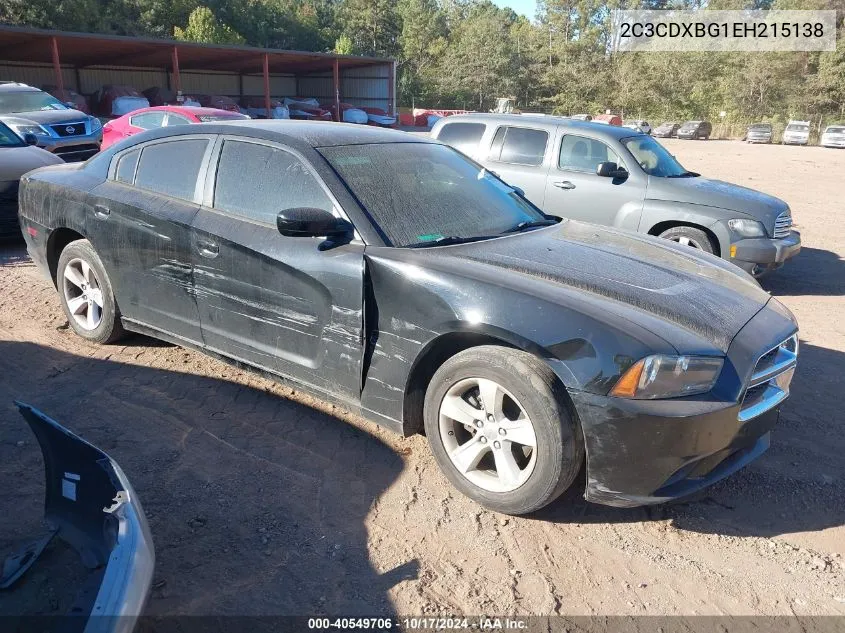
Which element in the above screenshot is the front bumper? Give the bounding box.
[747,135,772,143]
[35,133,102,162]
[821,136,845,148]
[0,180,19,237]
[573,300,798,507]
[730,230,801,275]
[5,403,155,630]
[782,135,808,145]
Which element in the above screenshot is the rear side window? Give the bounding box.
[130,112,167,130]
[436,122,486,155]
[213,140,333,225]
[134,139,208,201]
[489,126,548,166]
[559,135,622,173]
[115,149,139,184]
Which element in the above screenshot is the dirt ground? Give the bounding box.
[0,139,843,620]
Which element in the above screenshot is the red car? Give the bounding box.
[101,105,249,149]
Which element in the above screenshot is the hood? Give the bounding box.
[424,221,771,353]
[646,176,788,225]
[0,108,90,126]
[0,145,64,181]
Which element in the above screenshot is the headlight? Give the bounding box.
[610,355,724,399]
[728,218,767,238]
[10,123,49,137]
[89,116,103,132]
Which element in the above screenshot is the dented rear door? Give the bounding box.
[190,136,365,399]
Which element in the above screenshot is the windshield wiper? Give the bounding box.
[406,235,496,248]
[502,219,559,233]
[667,170,699,178]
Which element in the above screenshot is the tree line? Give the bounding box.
[2,0,844,136]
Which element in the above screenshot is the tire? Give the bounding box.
[658,226,716,254]
[423,346,583,515]
[57,239,125,344]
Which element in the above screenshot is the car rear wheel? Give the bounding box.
[57,239,125,344]
[659,226,716,254]
[423,346,583,515]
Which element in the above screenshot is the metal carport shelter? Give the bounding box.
[0,26,396,120]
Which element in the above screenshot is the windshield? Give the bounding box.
[0,121,25,147]
[749,124,771,131]
[621,135,691,177]
[680,122,699,130]
[787,124,809,132]
[826,126,845,134]
[0,90,69,114]
[319,143,548,247]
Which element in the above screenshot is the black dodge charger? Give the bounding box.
[18,121,798,515]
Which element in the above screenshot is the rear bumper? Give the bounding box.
[0,191,19,237]
[782,136,808,145]
[730,231,801,274]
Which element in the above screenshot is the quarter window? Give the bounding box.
[130,112,167,130]
[559,135,622,173]
[115,149,139,184]
[213,140,334,225]
[489,127,548,166]
[134,139,209,201]
[436,122,486,156]
[165,113,192,126]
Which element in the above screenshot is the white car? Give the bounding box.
[782,120,810,145]
[623,119,652,135]
[820,124,845,148]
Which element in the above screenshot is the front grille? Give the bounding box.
[51,122,87,137]
[773,212,792,239]
[738,334,798,422]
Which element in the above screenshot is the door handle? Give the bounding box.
[196,239,219,259]
[93,203,111,219]
[552,181,576,190]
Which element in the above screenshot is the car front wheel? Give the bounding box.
[57,239,125,344]
[659,226,716,254]
[423,346,583,515]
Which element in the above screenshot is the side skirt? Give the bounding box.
[121,317,405,436]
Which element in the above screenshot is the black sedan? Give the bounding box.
[0,120,63,237]
[17,121,799,514]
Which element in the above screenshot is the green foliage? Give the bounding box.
[3,0,844,130]
[174,6,245,44]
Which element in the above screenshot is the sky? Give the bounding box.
[491,0,537,19]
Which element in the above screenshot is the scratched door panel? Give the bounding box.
[190,208,365,399]
[87,180,202,342]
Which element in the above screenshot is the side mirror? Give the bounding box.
[596,161,628,179]
[277,207,354,238]
[23,133,39,146]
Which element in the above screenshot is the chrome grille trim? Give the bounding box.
[738,333,798,423]
[773,212,792,239]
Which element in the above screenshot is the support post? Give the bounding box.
[50,37,64,96]
[333,58,341,122]
[388,61,396,118]
[263,54,272,117]
[171,46,182,97]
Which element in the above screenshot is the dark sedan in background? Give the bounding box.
[18,121,798,514]
[0,120,63,237]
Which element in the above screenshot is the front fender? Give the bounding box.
[639,199,739,254]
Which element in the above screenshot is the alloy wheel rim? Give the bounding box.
[438,377,537,493]
[670,235,703,249]
[62,258,104,331]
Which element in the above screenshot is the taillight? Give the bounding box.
[26,226,38,237]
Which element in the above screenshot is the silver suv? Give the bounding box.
[431,113,801,277]
[0,82,102,161]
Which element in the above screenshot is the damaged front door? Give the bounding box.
[190,137,364,400]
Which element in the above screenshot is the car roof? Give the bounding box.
[436,113,643,140]
[0,82,40,93]
[132,105,243,117]
[113,119,435,150]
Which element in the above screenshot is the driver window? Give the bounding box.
[559,135,622,173]
[213,140,335,225]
